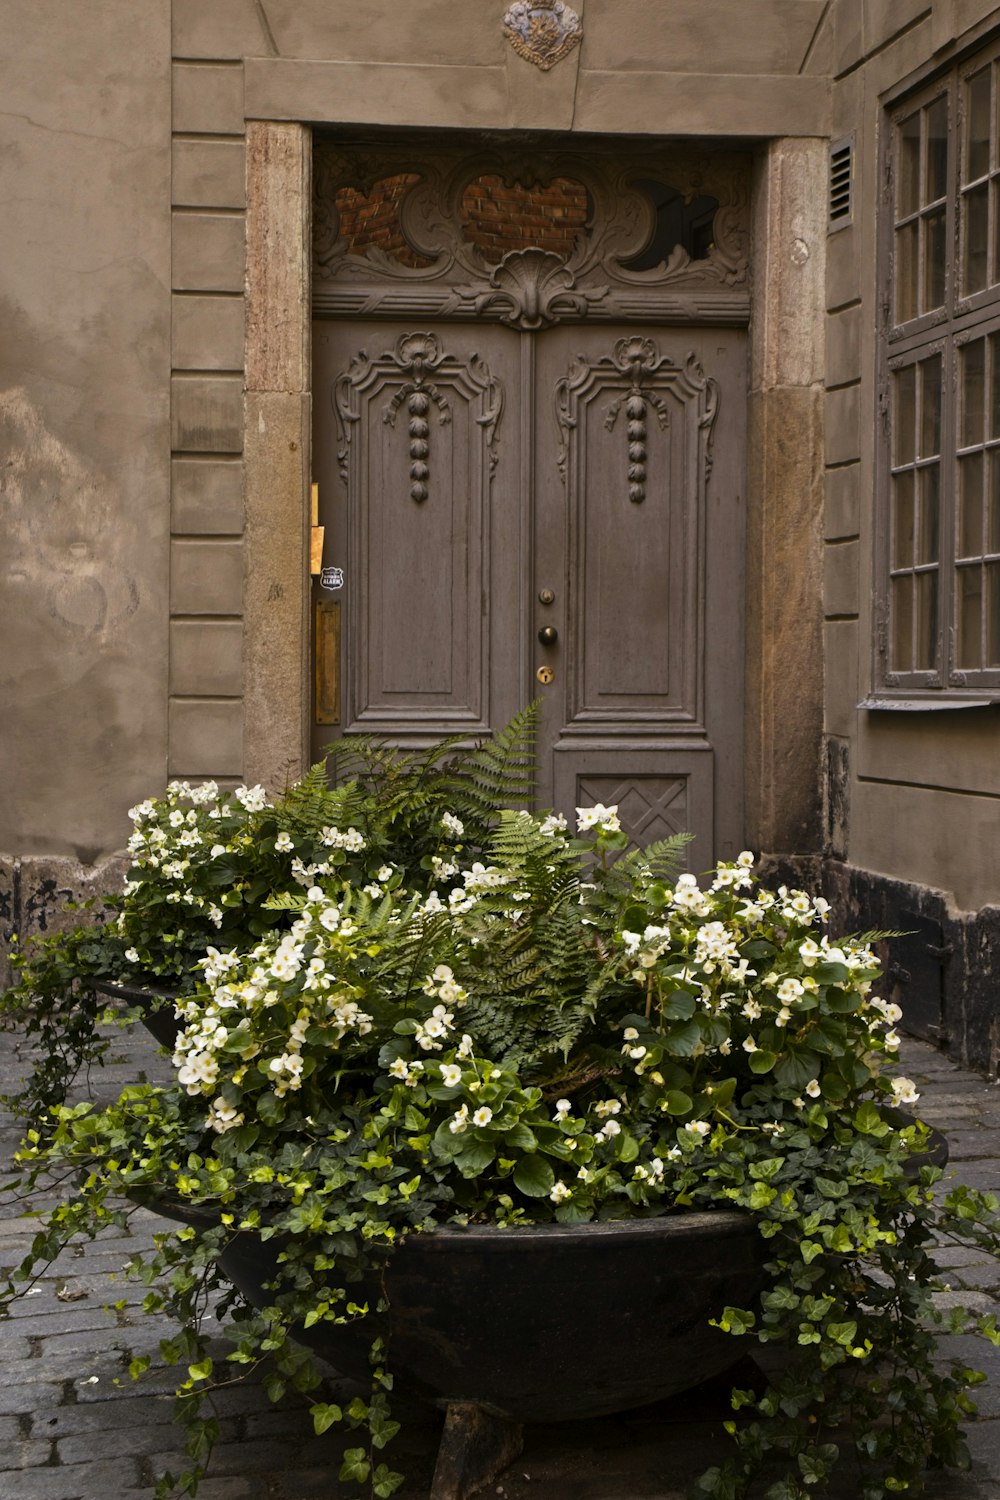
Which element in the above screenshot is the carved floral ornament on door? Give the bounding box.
[312,146,751,331]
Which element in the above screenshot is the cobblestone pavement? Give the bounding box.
[1,1024,999,1500]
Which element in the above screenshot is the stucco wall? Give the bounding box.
[0,1,172,957]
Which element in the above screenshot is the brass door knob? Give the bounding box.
[537,625,559,645]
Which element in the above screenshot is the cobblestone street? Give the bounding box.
[2,1025,999,1500]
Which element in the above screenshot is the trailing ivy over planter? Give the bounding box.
[3,709,1000,1500]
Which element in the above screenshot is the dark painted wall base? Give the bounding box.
[760,854,1000,1080]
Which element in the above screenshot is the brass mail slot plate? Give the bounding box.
[315,598,341,725]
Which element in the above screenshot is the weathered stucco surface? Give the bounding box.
[0,0,171,968]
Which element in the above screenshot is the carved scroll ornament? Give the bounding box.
[313,145,751,328]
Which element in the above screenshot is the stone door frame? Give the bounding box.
[242,122,827,857]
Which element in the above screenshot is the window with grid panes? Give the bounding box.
[878,45,1000,697]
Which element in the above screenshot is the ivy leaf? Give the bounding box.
[310,1398,341,1434]
[340,1449,371,1484]
[513,1155,555,1198]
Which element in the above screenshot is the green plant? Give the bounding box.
[3,714,1000,1500]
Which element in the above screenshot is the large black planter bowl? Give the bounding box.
[216,1211,771,1422]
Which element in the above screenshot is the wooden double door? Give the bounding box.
[312,317,746,866]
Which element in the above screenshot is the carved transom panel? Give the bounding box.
[313,143,751,327]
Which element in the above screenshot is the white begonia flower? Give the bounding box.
[775,1007,792,1028]
[742,1037,758,1054]
[575,803,621,834]
[596,1119,622,1141]
[593,1099,622,1117]
[449,1104,470,1134]
[549,1181,573,1204]
[805,1079,822,1098]
[539,812,568,836]
[274,832,294,852]
[472,1107,493,1128]
[389,1057,410,1080]
[124,947,140,964]
[884,1030,901,1051]
[799,939,822,968]
[777,977,805,1004]
[648,1157,665,1180]
[684,1120,711,1138]
[742,999,761,1021]
[168,809,185,828]
[622,1026,640,1041]
[440,1063,462,1088]
[891,1076,920,1105]
[207,1098,245,1134]
[457,1033,475,1059]
[553,1098,572,1121]
[235,784,269,812]
[440,812,465,838]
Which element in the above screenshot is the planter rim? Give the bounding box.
[140,1193,757,1244]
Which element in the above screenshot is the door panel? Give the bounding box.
[313,320,745,865]
[533,327,746,864]
[313,323,523,742]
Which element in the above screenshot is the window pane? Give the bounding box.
[961,337,986,445]
[990,450,1000,551]
[892,472,915,567]
[924,210,947,310]
[916,571,939,669]
[957,565,983,667]
[988,563,1000,665]
[891,574,914,671]
[895,222,919,321]
[920,355,942,457]
[894,364,917,464]
[964,183,990,293]
[966,67,992,182]
[926,96,949,201]
[991,332,1000,438]
[918,465,941,563]
[959,451,984,556]
[898,110,922,216]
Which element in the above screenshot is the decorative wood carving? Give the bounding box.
[313,144,751,327]
[555,338,719,496]
[334,332,503,502]
[502,0,583,71]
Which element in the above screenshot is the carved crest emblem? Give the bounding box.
[502,0,582,71]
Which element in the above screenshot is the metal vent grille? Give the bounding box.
[829,137,854,228]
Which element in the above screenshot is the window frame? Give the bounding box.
[874,40,1000,703]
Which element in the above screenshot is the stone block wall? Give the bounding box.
[169,21,254,784]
